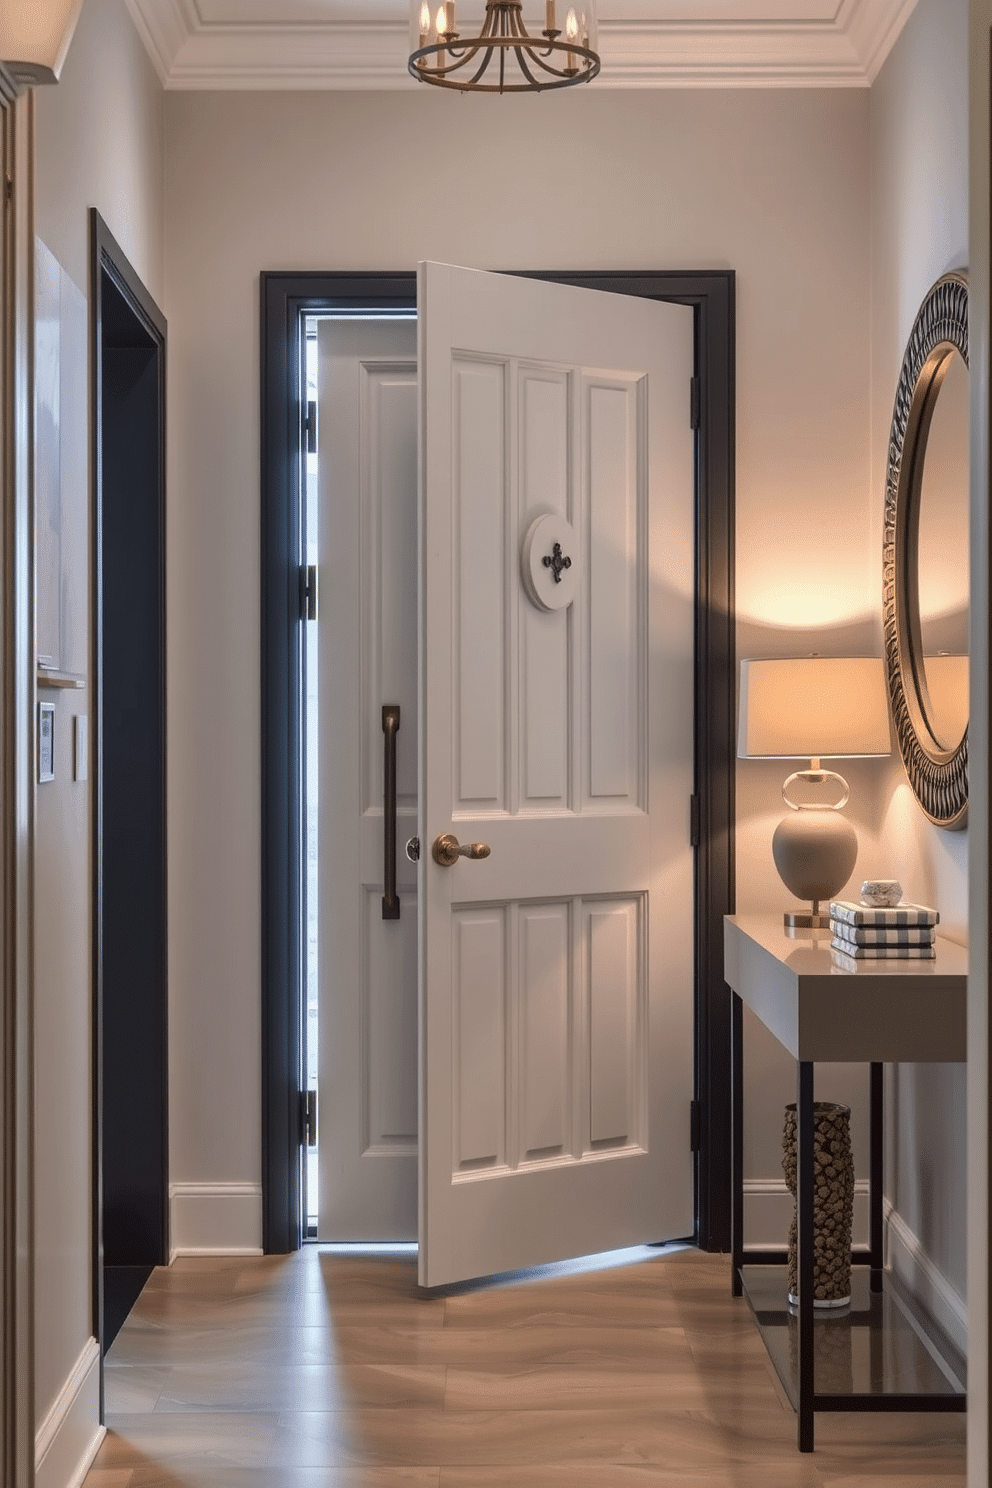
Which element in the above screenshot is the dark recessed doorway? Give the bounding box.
[91,211,169,1358]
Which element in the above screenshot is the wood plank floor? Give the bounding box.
[84,1246,965,1488]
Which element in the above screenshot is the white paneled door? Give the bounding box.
[317,319,420,1240]
[316,268,695,1279]
[417,264,695,1287]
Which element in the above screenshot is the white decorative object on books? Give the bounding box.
[860,879,903,907]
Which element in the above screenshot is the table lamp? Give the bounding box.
[738,658,891,929]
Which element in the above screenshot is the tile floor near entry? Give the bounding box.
[85,1246,965,1487]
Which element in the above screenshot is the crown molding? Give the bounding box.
[122,0,196,84]
[840,0,919,82]
[122,0,918,90]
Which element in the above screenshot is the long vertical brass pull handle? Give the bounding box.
[382,705,401,920]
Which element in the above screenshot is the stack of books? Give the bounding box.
[829,900,939,963]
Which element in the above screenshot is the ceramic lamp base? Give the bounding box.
[772,806,858,918]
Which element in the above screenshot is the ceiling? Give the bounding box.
[122,0,918,89]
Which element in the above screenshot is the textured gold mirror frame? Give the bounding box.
[883,271,969,829]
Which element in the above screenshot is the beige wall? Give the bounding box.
[162,85,872,1231]
[869,0,969,1322]
[34,0,164,302]
[31,0,164,1463]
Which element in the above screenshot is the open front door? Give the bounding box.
[418,262,695,1287]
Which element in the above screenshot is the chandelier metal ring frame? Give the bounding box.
[409,0,600,93]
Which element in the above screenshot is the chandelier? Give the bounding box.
[408,0,600,93]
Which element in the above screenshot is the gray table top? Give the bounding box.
[724,915,966,1063]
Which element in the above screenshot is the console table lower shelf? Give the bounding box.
[739,1265,965,1417]
[724,914,968,1450]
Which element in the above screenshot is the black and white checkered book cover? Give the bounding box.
[829,939,937,961]
[831,920,935,947]
[829,900,939,928]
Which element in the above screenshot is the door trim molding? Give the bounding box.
[1,85,37,1488]
[260,268,735,1255]
[90,210,169,1373]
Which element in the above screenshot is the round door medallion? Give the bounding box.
[520,514,579,612]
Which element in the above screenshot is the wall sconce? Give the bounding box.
[0,0,84,86]
[738,657,891,928]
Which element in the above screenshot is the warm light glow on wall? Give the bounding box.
[0,0,84,85]
[737,568,874,631]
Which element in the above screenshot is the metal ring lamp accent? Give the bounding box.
[882,271,969,829]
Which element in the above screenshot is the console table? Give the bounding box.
[724,914,967,1451]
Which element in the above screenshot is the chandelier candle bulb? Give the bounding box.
[565,8,579,69]
[444,1,455,33]
[546,0,557,32]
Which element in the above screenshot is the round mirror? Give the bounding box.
[883,272,969,828]
[916,348,968,750]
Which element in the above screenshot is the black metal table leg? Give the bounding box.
[869,1062,884,1293]
[731,991,744,1297]
[797,1059,815,1452]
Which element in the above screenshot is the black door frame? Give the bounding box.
[90,210,169,1376]
[260,268,735,1255]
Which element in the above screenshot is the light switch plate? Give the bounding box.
[38,703,54,783]
[74,714,88,782]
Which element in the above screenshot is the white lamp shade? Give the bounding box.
[738,657,891,760]
[0,0,84,85]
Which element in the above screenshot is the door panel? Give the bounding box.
[519,901,570,1161]
[453,359,507,812]
[586,375,642,807]
[418,263,695,1287]
[317,318,418,1240]
[520,368,569,808]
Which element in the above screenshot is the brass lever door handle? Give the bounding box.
[432,833,491,867]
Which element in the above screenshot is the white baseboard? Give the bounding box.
[169,1182,263,1260]
[744,1178,967,1358]
[884,1197,968,1357]
[35,1337,104,1488]
[743,1177,871,1248]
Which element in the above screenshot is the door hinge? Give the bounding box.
[300,564,318,622]
[689,794,700,847]
[690,1099,701,1153]
[689,375,700,431]
[305,399,318,456]
[303,1089,318,1148]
